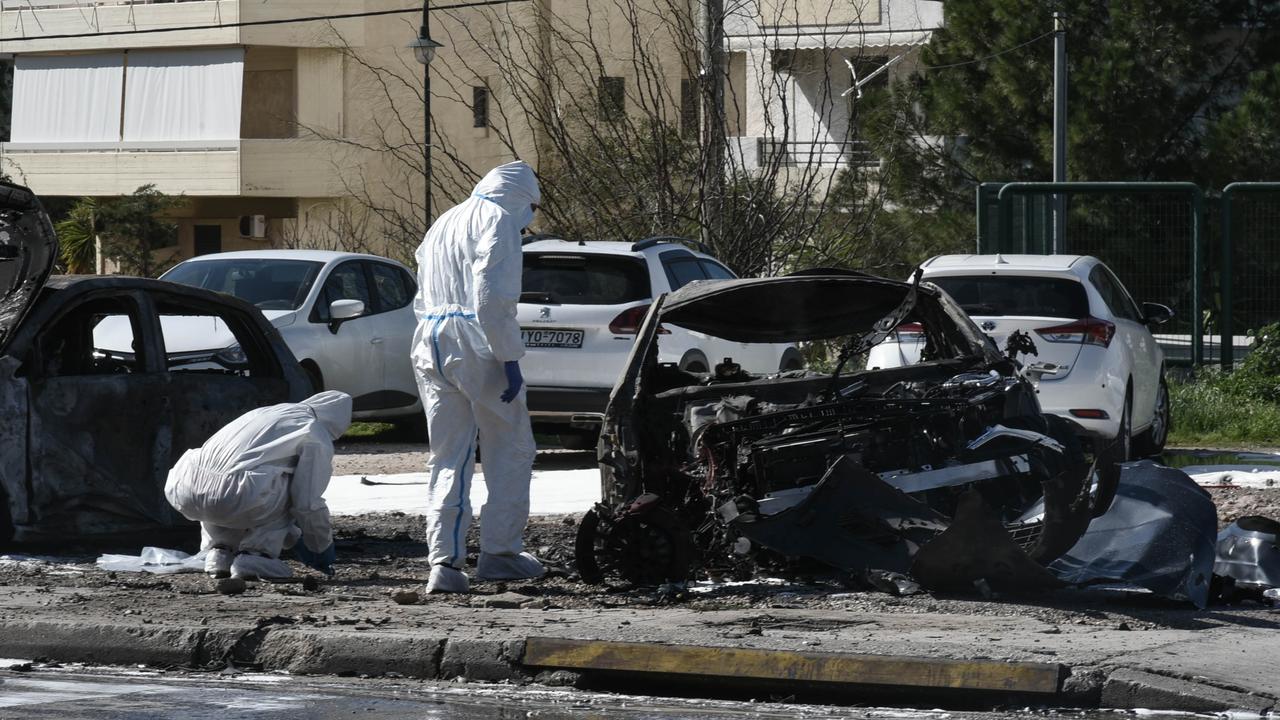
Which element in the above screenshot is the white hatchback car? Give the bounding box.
[97,250,421,424]
[867,254,1172,459]
[517,236,802,447]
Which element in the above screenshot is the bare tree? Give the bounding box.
[298,1,933,276]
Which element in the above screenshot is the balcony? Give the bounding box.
[0,0,361,53]
[0,139,348,197]
[728,137,880,171]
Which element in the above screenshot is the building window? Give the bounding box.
[680,78,699,138]
[598,76,625,121]
[472,85,489,128]
[194,225,223,256]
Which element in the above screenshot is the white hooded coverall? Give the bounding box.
[164,392,352,567]
[411,161,539,570]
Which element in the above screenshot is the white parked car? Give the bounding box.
[517,236,802,447]
[97,250,421,424]
[867,254,1172,459]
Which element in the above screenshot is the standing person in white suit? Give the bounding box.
[411,160,545,594]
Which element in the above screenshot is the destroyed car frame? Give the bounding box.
[576,273,1099,591]
[0,182,310,545]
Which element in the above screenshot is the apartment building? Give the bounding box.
[725,0,943,173]
[0,0,941,265]
[0,0,532,263]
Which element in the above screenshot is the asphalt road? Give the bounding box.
[0,667,1188,720]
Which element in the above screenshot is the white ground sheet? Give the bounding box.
[324,468,601,517]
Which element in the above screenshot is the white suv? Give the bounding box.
[517,237,801,447]
[867,254,1172,458]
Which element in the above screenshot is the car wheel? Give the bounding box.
[557,431,598,451]
[679,350,709,374]
[1118,388,1133,463]
[0,485,13,546]
[1136,374,1170,458]
[779,348,804,372]
[300,361,324,394]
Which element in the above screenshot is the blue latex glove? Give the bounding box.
[293,541,336,576]
[500,360,523,403]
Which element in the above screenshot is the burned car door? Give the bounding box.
[22,289,180,538]
[151,289,298,458]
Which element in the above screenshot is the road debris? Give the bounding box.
[1050,461,1217,608]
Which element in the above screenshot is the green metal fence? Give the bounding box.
[977,182,1205,366]
[1219,183,1280,370]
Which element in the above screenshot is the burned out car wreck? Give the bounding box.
[0,183,309,545]
[576,272,1101,592]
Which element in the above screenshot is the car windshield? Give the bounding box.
[521,253,651,305]
[162,259,324,312]
[928,275,1089,319]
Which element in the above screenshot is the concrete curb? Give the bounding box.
[0,619,1273,713]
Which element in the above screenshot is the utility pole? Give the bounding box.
[423,0,433,226]
[1052,10,1067,253]
[699,0,725,251]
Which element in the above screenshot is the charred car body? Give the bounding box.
[0,183,309,545]
[576,273,1099,591]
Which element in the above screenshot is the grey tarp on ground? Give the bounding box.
[1050,461,1217,608]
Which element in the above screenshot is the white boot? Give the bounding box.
[426,564,470,594]
[230,552,293,580]
[477,552,545,581]
[205,547,234,579]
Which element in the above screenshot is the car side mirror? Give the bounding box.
[328,299,365,333]
[1142,302,1174,326]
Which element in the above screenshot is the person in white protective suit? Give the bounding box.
[164,391,352,580]
[411,160,545,594]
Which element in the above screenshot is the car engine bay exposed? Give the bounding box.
[577,275,1098,594]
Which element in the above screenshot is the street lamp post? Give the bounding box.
[408,3,443,228]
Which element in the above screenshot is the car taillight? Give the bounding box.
[609,305,669,334]
[1035,317,1115,347]
[894,322,924,340]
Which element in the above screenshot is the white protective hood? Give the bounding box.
[303,391,353,441]
[471,161,541,231]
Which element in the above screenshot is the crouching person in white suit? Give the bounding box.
[164,391,351,580]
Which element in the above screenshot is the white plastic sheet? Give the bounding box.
[95,547,208,575]
[10,53,125,142]
[122,48,244,142]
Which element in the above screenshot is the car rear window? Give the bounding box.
[162,259,323,312]
[928,275,1090,318]
[522,253,651,305]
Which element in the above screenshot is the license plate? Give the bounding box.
[521,328,584,348]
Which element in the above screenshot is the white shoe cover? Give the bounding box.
[205,547,233,578]
[477,552,545,581]
[230,552,293,580]
[426,564,470,594]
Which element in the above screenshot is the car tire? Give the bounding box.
[679,350,709,374]
[300,361,324,394]
[1091,387,1132,517]
[1117,387,1133,464]
[779,348,804,372]
[0,485,13,546]
[1135,374,1170,458]
[557,431,598,451]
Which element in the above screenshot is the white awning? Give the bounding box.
[726,28,933,52]
[11,53,125,143]
[122,48,245,143]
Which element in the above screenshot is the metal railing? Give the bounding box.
[756,138,879,168]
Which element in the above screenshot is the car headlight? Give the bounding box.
[214,343,248,368]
